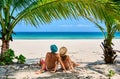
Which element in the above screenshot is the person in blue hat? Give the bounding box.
[36,44,66,74]
[50,44,58,53]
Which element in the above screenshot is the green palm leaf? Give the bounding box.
[0,0,120,56]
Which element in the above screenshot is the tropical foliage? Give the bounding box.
[0,49,26,65]
[83,0,120,64]
[108,70,115,78]
[0,0,89,58]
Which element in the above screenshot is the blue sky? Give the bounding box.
[14,17,103,32]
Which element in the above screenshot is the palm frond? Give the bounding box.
[0,0,120,40]
[11,0,80,28]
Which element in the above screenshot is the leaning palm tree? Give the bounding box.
[0,0,113,56]
[0,0,84,56]
[0,0,109,59]
[83,0,120,64]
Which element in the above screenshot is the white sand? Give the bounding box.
[1,39,120,79]
[10,39,105,59]
[9,39,120,62]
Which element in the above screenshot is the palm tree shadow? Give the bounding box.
[0,58,41,79]
[114,60,120,73]
[83,60,120,77]
[86,60,106,75]
[1,58,120,79]
[36,73,80,79]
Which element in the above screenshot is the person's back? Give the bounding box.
[59,47,80,71]
[45,52,60,71]
[60,55,71,70]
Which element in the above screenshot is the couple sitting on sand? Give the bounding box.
[36,44,80,74]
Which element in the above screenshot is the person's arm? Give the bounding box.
[45,52,49,63]
[51,61,59,72]
[67,56,74,70]
[57,55,66,72]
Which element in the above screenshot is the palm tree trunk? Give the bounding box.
[1,40,10,55]
[104,47,116,64]
[102,40,117,64]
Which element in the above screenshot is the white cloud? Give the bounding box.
[76,24,92,27]
[60,24,74,27]
[59,24,94,27]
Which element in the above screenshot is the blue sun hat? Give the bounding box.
[50,44,58,53]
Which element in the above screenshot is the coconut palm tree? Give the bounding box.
[0,0,111,55]
[92,19,120,64]
[0,0,85,56]
[102,22,120,64]
[83,0,120,64]
[101,0,120,64]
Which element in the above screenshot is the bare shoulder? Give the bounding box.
[55,53,60,58]
[55,53,59,56]
[46,52,51,56]
[66,55,70,59]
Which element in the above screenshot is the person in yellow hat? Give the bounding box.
[36,45,66,74]
[59,46,80,71]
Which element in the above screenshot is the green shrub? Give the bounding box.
[2,49,15,65]
[0,62,5,65]
[0,49,26,65]
[108,70,115,77]
[15,54,26,64]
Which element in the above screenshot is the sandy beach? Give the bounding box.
[10,39,120,62]
[0,39,120,79]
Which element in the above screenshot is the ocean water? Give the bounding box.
[9,32,120,39]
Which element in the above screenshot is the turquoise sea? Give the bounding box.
[10,32,120,39]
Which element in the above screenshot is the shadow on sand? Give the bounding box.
[1,58,120,79]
